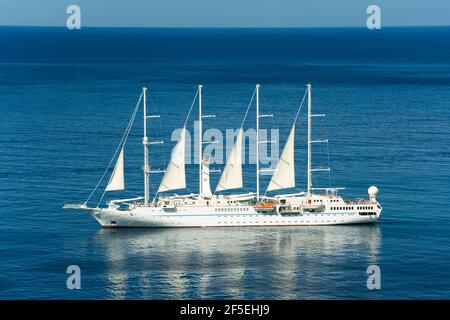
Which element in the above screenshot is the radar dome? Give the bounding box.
[368,186,379,197]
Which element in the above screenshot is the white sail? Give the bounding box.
[106,148,125,191]
[266,124,295,191]
[201,156,213,198]
[216,128,243,191]
[158,127,186,192]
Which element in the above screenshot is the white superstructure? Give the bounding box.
[65,83,382,227]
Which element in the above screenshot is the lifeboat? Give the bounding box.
[255,202,276,212]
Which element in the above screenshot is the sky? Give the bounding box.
[0,0,449,28]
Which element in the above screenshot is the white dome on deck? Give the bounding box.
[368,186,379,197]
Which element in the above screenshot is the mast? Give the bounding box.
[307,83,312,198]
[143,87,150,205]
[198,84,203,198]
[256,84,260,201]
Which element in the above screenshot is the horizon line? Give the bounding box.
[1,24,450,30]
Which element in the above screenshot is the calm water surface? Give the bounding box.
[0,27,449,299]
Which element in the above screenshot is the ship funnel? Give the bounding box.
[368,186,379,203]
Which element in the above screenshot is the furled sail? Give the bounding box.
[157,127,186,192]
[106,148,125,191]
[215,128,243,191]
[201,155,213,198]
[266,124,295,191]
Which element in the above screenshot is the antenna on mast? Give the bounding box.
[255,84,275,201]
[198,84,203,198]
[256,84,260,201]
[307,83,312,198]
[197,84,217,199]
[143,87,150,205]
[307,83,328,198]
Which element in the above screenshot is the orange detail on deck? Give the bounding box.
[255,202,275,209]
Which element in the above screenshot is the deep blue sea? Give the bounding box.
[0,27,450,299]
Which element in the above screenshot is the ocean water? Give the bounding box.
[0,27,450,299]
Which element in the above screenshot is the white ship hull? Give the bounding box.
[85,206,381,228]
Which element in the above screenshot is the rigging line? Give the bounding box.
[125,189,140,198]
[262,179,270,199]
[262,89,306,199]
[85,93,142,205]
[262,123,277,200]
[183,89,199,128]
[152,90,197,202]
[86,92,143,207]
[212,90,255,195]
[96,101,141,209]
[156,102,166,176]
[240,88,256,128]
[151,174,164,203]
[262,99,279,200]
[293,88,308,124]
[148,95,159,200]
[122,96,141,149]
[149,93,166,202]
[148,179,158,197]
[213,89,255,196]
[151,128,183,202]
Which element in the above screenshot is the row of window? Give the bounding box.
[214,214,263,217]
[218,220,340,224]
[359,212,377,216]
[331,205,374,211]
[214,213,347,218]
[357,206,374,210]
[331,206,353,211]
[215,207,250,212]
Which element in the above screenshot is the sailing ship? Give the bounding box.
[64,83,382,227]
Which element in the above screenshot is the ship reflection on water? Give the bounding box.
[92,225,381,299]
